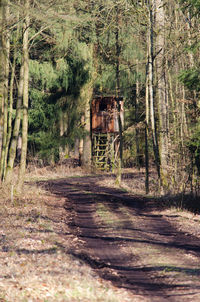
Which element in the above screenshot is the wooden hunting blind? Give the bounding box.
[91,96,124,171]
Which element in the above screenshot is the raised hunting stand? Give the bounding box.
[91,96,124,171]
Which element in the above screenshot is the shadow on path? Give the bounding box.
[39,175,200,302]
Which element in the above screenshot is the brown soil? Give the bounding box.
[42,174,200,302]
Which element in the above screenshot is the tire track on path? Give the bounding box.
[47,176,200,302]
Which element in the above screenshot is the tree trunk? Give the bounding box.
[0,0,6,166]
[4,3,25,184]
[115,5,123,185]
[0,1,10,180]
[5,63,24,183]
[81,96,91,170]
[81,43,97,171]
[3,6,20,180]
[145,49,150,194]
[148,0,161,188]
[155,0,168,191]
[17,0,30,190]
[135,60,141,169]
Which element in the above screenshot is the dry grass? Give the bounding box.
[0,167,134,302]
[25,163,87,182]
[96,168,158,196]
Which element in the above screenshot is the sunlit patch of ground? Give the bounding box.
[96,167,158,196]
[0,178,135,302]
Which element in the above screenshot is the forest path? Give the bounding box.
[45,175,200,302]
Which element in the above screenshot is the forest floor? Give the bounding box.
[0,165,200,301]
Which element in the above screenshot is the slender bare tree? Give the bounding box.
[148,0,161,188]
[17,0,30,190]
[0,0,10,180]
[155,0,169,191]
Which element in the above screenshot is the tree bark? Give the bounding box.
[0,0,10,180]
[5,63,24,183]
[148,0,161,188]
[115,5,123,185]
[155,0,168,190]
[17,0,29,190]
[4,2,25,184]
[3,4,20,180]
[145,48,150,194]
[0,0,6,166]
[135,60,141,169]
[81,96,92,170]
[80,44,94,170]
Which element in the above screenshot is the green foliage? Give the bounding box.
[178,0,200,179]
[29,60,59,91]
[28,38,90,163]
[26,4,96,164]
[179,68,200,92]
[187,125,200,175]
[179,0,200,16]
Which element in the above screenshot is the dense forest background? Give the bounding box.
[0,0,199,195]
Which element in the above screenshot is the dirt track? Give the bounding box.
[45,175,200,302]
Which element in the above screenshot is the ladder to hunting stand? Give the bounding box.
[92,133,118,171]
